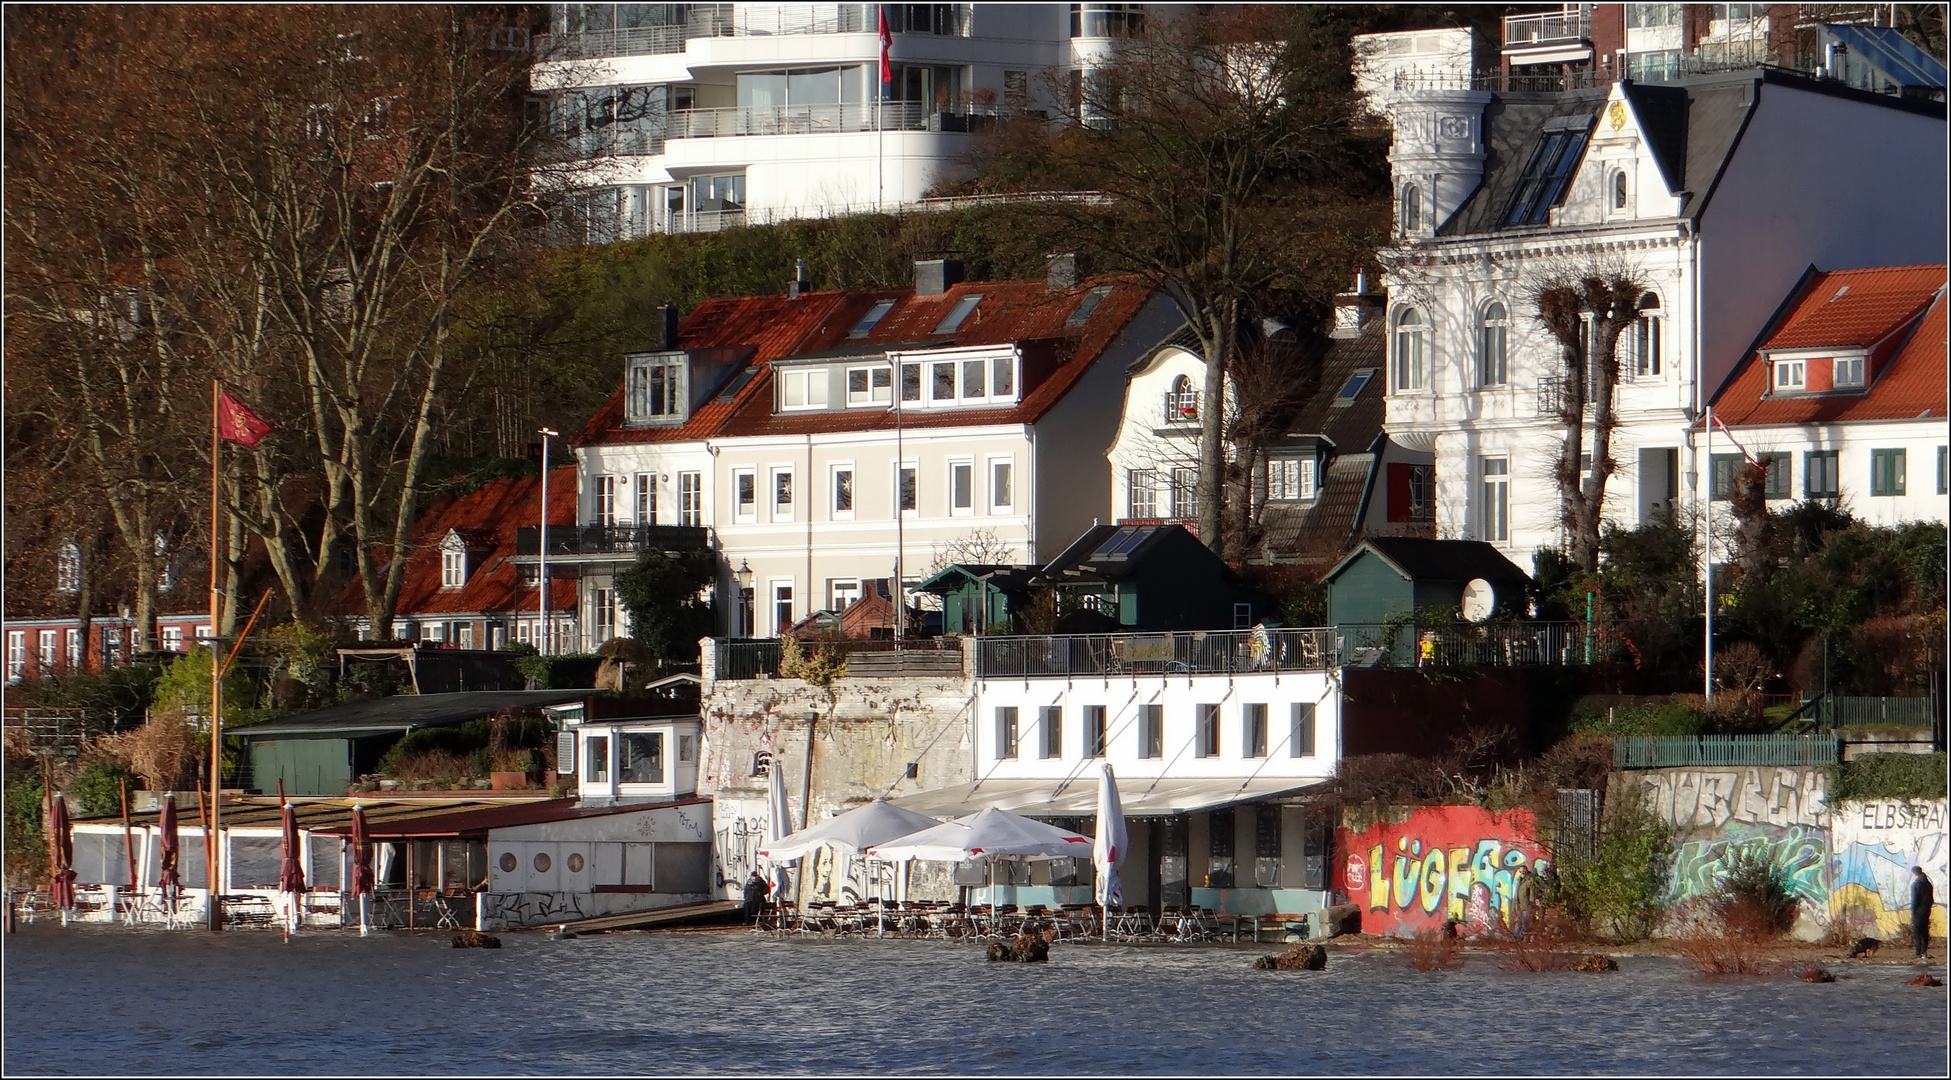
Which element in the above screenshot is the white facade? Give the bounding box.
[1107,341,1216,523]
[533,3,1142,235]
[1373,68,1947,562]
[572,715,704,802]
[1710,417,1950,531]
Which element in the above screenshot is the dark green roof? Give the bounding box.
[234,690,591,739]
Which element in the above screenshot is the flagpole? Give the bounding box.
[208,380,223,930]
[1703,404,1714,703]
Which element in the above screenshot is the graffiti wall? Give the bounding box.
[1829,798,1948,938]
[1638,766,1829,831]
[1335,806,1550,937]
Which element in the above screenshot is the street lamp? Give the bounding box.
[735,559,753,638]
[538,428,559,656]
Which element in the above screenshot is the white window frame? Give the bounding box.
[988,456,1014,513]
[1170,467,1199,519]
[1773,358,1805,392]
[441,537,467,588]
[677,471,703,526]
[1127,468,1158,519]
[948,458,975,516]
[770,580,795,636]
[592,588,616,644]
[1393,306,1429,392]
[771,467,795,523]
[1629,308,1664,380]
[456,623,475,649]
[56,542,81,593]
[896,460,917,518]
[830,463,856,519]
[888,347,1018,410]
[829,578,862,611]
[1833,355,1865,389]
[625,352,685,424]
[594,474,618,526]
[65,628,83,669]
[6,631,24,681]
[1480,301,1509,387]
[1481,457,1510,542]
[38,631,58,671]
[732,468,758,523]
[845,364,892,406]
[161,626,184,652]
[1267,457,1316,501]
[777,367,829,411]
[635,473,657,524]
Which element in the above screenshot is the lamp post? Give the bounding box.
[538,428,559,657]
[734,559,754,638]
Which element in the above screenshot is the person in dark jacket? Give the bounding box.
[1912,866,1935,958]
[743,871,769,924]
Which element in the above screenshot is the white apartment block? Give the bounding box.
[532,3,1149,237]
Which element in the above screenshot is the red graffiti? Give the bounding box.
[1335,806,1550,937]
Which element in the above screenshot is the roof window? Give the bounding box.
[1090,525,1151,561]
[1502,115,1593,227]
[1065,285,1113,328]
[1332,368,1376,407]
[849,299,895,338]
[933,294,984,335]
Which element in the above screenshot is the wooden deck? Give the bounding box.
[553,899,742,934]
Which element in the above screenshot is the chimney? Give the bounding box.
[787,258,811,299]
[1046,252,1091,290]
[914,259,964,297]
[1331,270,1384,339]
[659,304,680,350]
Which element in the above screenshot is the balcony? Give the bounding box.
[539,5,970,61]
[514,524,709,558]
[666,102,966,140]
[1503,10,1590,50]
[976,628,1339,679]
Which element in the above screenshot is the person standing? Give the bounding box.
[743,870,769,926]
[1911,866,1935,959]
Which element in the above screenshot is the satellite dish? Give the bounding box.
[1462,578,1496,623]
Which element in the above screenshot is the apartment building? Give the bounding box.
[531,2,1150,238]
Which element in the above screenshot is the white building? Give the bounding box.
[1707,264,1948,529]
[560,259,1181,644]
[532,2,1150,237]
[1362,58,1946,563]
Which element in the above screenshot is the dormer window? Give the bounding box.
[441,533,468,588]
[1503,116,1592,227]
[1773,358,1806,392]
[626,353,685,424]
[56,542,81,593]
[934,294,983,334]
[778,367,829,410]
[1165,374,1199,423]
[846,365,892,405]
[892,348,1018,409]
[1267,456,1317,501]
[1833,355,1865,389]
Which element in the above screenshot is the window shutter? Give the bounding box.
[1387,463,1413,522]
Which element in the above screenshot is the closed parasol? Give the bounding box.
[49,792,77,913]
[158,793,182,908]
[348,803,375,934]
[1093,764,1128,940]
[278,794,306,935]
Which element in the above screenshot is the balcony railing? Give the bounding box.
[1613,734,1839,769]
[714,637,957,680]
[514,524,709,557]
[666,102,966,140]
[1337,620,1626,669]
[539,5,970,61]
[1503,10,1590,49]
[976,628,1339,679]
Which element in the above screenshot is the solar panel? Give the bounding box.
[1091,526,1152,561]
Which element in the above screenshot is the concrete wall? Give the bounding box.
[699,672,976,904]
[1334,805,1551,937]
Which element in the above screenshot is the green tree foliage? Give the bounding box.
[1550,798,1674,942]
[4,771,48,889]
[9,661,165,729]
[614,545,717,667]
[70,760,139,819]
[1827,752,1949,802]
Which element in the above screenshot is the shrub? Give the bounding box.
[1827,752,1948,802]
[1671,900,1785,976]
[4,770,48,889]
[1404,928,1463,972]
[1493,908,1580,972]
[1551,798,1674,942]
[70,760,139,819]
[388,750,470,788]
[512,652,602,690]
[1715,850,1798,939]
[467,747,495,779]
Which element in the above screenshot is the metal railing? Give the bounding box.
[1389,59,1806,96]
[1536,375,1575,417]
[1816,695,1941,727]
[976,628,1339,680]
[1336,620,1626,669]
[1503,10,1590,48]
[1614,734,1840,769]
[665,102,962,140]
[714,637,956,680]
[539,6,970,61]
[514,524,709,557]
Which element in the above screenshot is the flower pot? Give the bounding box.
[490,771,529,791]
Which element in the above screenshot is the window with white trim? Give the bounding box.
[677,471,703,526]
[1480,457,1510,542]
[635,473,657,524]
[989,457,1014,513]
[1773,358,1805,392]
[733,468,757,521]
[162,626,184,652]
[625,353,685,423]
[778,367,829,410]
[1399,183,1421,233]
[949,459,974,515]
[38,631,57,672]
[56,542,81,593]
[1267,456,1316,501]
[829,578,862,610]
[594,474,618,526]
[1480,302,1508,386]
[1127,468,1157,519]
[65,628,83,669]
[1833,355,1865,389]
[846,365,892,406]
[896,462,917,516]
[772,468,794,522]
[1170,467,1199,519]
[1629,297,1663,379]
[831,465,855,518]
[441,542,467,589]
[6,631,24,681]
[1394,307,1429,391]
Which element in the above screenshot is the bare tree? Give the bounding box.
[924,529,1021,577]
[1528,256,1650,571]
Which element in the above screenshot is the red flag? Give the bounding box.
[218,389,272,447]
[1709,411,1759,468]
[878,5,892,99]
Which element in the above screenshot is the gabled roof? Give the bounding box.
[1040,522,1230,585]
[915,563,1040,596]
[1325,537,1531,586]
[1712,265,1948,427]
[1284,311,1386,449]
[331,467,578,621]
[234,689,593,739]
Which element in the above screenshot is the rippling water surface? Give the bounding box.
[3,924,1945,1075]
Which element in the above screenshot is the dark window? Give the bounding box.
[1709,454,1742,501]
[585,735,610,783]
[1138,704,1162,759]
[1502,117,1593,227]
[1256,803,1282,859]
[619,732,663,784]
[1084,705,1106,758]
[996,707,1018,759]
[1290,703,1316,758]
[850,299,895,338]
[1805,451,1840,499]
[1208,806,1236,887]
[1761,453,1791,500]
[1040,706,1063,759]
[1872,449,1906,496]
[1196,703,1220,757]
[1243,704,1268,758]
[1065,285,1113,328]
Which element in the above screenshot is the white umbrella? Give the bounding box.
[764,763,794,902]
[869,807,1092,925]
[1093,764,1128,940]
[762,799,940,934]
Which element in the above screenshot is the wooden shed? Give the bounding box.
[1322,538,1531,626]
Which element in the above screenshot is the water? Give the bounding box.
[3,925,1945,1076]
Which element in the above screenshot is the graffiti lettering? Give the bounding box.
[1830,798,1949,938]
[1339,807,1549,937]
[1639,767,1828,830]
[1668,823,1830,909]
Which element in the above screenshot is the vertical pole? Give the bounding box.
[894,371,904,643]
[208,380,224,930]
[119,780,136,922]
[539,433,551,657]
[1703,405,1714,702]
[1584,591,1594,665]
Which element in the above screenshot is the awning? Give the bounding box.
[890,776,1328,820]
[233,690,592,739]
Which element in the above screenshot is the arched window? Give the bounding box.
[56,542,81,593]
[1610,170,1628,211]
[1393,307,1429,391]
[1479,302,1509,387]
[1165,373,1198,422]
[1400,183,1422,233]
[1629,292,1663,379]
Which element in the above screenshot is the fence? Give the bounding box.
[975,628,1338,680]
[1816,695,1940,727]
[1336,620,1624,669]
[713,637,956,680]
[1613,734,1840,769]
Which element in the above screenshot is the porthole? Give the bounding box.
[499,852,518,873]
[567,853,585,874]
[533,852,552,873]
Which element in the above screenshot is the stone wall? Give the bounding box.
[699,671,975,905]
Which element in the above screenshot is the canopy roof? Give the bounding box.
[867,806,1092,863]
[890,776,1327,820]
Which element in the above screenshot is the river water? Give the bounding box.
[3,924,1945,1076]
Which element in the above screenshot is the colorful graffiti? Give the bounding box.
[1637,766,1828,831]
[1336,806,1549,937]
[1829,798,1948,938]
[1668,823,1830,908]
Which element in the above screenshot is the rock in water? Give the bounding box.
[1255,944,1328,971]
[985,934,1049,963]
[1798,966,1836,983]
[1907,973,1943,987]
[1572,954,1618,972]
[451,930,502,949]
[1845,937,1881,958]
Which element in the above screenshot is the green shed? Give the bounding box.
[1322,538,1532,626]
[915,564,1038,635]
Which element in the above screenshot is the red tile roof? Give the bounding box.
[1712,266,1947,427]
[331,467,579,620]
[573,275,1156,444]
